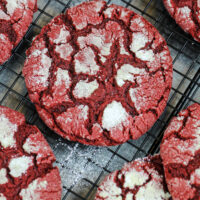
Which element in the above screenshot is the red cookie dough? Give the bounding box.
[23,0,173,146]
[160,103,200,200]
[0,0,37,65]
[0,106,62,200]
[95,155,171,200]
[163,0,200,42]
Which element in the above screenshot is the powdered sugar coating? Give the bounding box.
[9,156,34,178]
[95,155,171,200]
[0,114,17,148]
[73,79,99,99]
[19,168,61,200]
[163,0,200,42]
[160,103,200,200]
[0,194,6,200]
[23,0,172,146]
[0,0,37,65]
[0,168,8,185]
[102,101,129,131]
[0,106,62,199]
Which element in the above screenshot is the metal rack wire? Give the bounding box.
[0,0,199,199]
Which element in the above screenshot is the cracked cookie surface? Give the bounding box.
[23,0,173,146]
[163,0,200,42]
[160,103,200,200]
[0,106,62,200]
[95,155,171,200]
[0,0,37,65]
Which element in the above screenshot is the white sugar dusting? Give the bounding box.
[0,34,7,41]
[23,137,39,154]
[102,101,128,131]
[99,173,122,200]
[53,26,70,44]
[136,49,154,62]
[0,114,17,148]
[31,49,52,88]
[115,64,145,87]
[20,179,47,200]
[104,7,114,18]
[125,193,133,200]
[123,168,148,189]
[54,142,112,190]
[73,79,99,98]
[190,168,200,185]
[130,32,154,62]
[177,6,191,17]
[78,29,112,56]
[0,168,8,185]
[130,32,148,52]
[54,68,71,88]
[135,180,171,200]
[0,10,9,20]
[9,156,33,178]
[6,0,28,16]
[55,43,73,60]
[78,105,89,121]
[74,47,100,75]
[129,88,141,111]
[0,193,6,200]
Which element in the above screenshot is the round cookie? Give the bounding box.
[95,155,171,200]
[160,103,200,200]
[23,0,173,146]
[163,0,200,42]
[0,106,62,200]
[0,0,37,65]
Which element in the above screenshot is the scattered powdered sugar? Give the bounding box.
[8,156,33,178]
[98,172,122,200]
[125,193,133,200]
[55,43,73,60]
[136,49,154,62]
[0,34,8,41]
[53,26,70,44]
[135,180,171,200]
[54,68,71,88]
[130,32,148,53]
[30,48,52,88]
[53,141,113,190]
[103,7,115,18]
[123,168,149,189]
[0,168,8,185]
[20,179,47,200]
[73,79,99,98]
[115,64,145,87]
[74,47,100,75]
[23,137,39,153]
[190,168,200,185]
[78,25,114,56]
[0,193,6,200]
[102,101,128,131]
[0,10,9,20]
[130,32,154,62]
[0,114,17,148]
[175,6,194,31]
[6,0,28,16]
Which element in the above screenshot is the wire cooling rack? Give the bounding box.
[0,0,199,199]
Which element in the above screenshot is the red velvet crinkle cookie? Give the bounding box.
[163,0,200,42]
[0,106,62,200]
[23,0,173,146]
[95,155,171,200]
[0,0,37,65]
[160,103,200,200]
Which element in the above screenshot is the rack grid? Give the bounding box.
[0,0,199,199]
